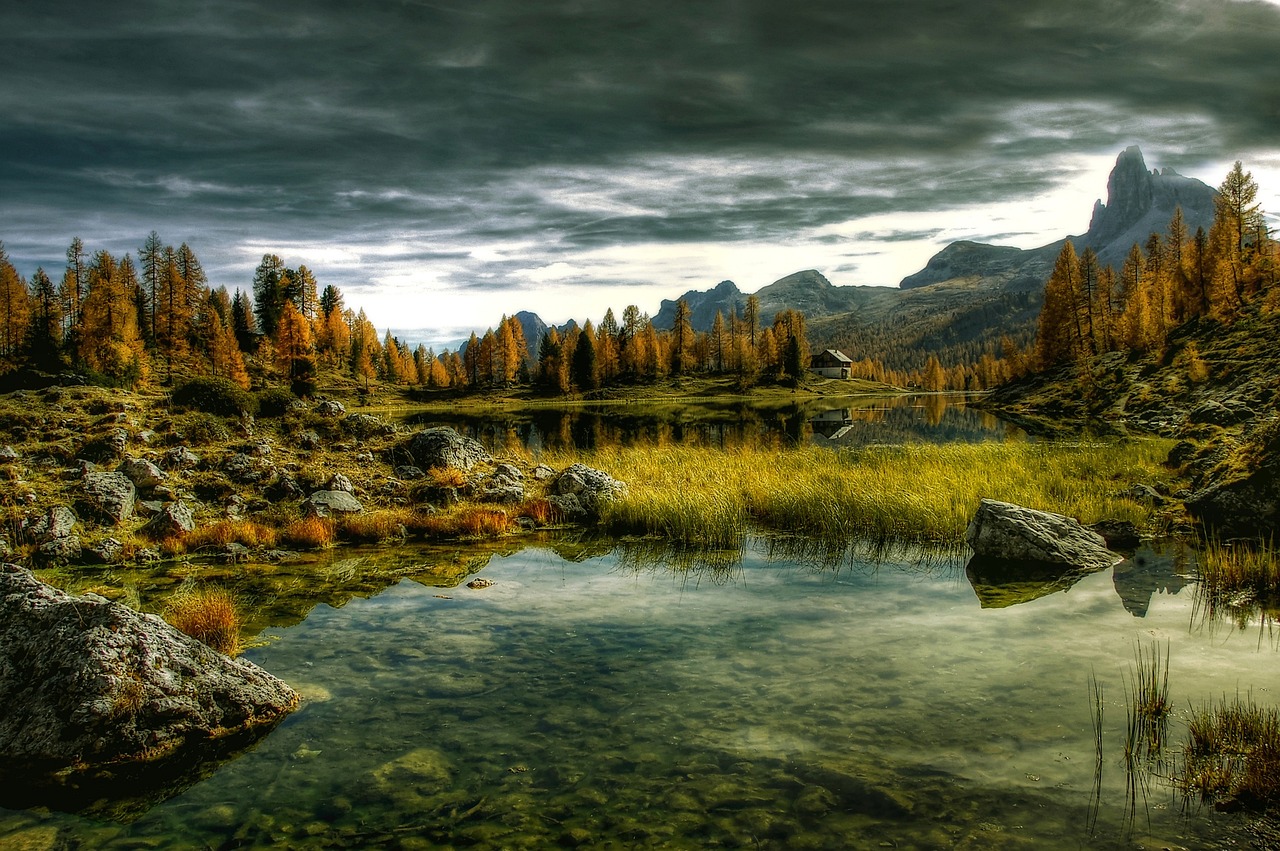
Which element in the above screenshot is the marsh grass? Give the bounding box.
[1179,693,1280,810]
[555,440,1175,548]
[281,516,336,549]
[336,510,410,544]
[163,585,243,656]
[184,519,280,551]
[1197,540,1280,603]
[418,505,516,538]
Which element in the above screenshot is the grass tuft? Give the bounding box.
[281,516,336,549]
[1179,693,1280,810]
[336,510,409,543]
[163,586,243,656]
[184,519,279,550]
[419,505,515,538]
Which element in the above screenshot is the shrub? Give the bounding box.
[164,586,243,656]
[174,411,232,446]
[171,377,255,417]
[428,466,468,488]
[257,386,300,418]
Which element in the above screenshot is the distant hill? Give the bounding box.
[502,147,1219,373]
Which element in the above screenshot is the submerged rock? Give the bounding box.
[965,499,1120,570]
[405,426,491,472]
[0,564,298,811]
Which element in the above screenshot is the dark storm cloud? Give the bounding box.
[2,0,1278,312]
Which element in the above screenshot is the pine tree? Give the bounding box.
[252,254,288,338]
[231,289,257,352]
[319,284,344,318]
[26,266,62,369]
[573,320,598,390]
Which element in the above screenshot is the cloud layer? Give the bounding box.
[2,0,1278,344]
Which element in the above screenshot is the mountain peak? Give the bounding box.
[1087,145,1154,244]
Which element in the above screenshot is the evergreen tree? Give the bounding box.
[252,254,288,337]
[319,284,344,318]
[573,320,598,390]
[26,266,63,370]
[231,289,258,352]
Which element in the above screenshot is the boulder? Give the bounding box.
[87,537,126,565]
[325,473,355,494]
[405,427,491,471]
[161,446,201,471]
[964,499,1120,570]
[82,471,137,525]
[143,502,196,539]
[303,490,364,518]
[25,505,79,543]
[1188,399,1256,428]
[265,473,305,502]
[551,464,627,517]
[0,564,298,810]
[315,400,346,417]
[394,465,426,481]
[0,445,19,463]
[298,430,322,451]
[1186,473,1280,540]
[343,413,392,438]
[117,457,167,489]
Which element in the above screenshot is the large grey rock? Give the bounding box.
[82,471,137,525]
[343,413,393,438]
[406,427,492,472]
[325,473,355,494]
[1188,399,1256,428]
[0,564,298,801]
[303,490,364,518]
[964,499,1120,570]
[551,464,627,517]
[25,505,79,543]
[117,457,166,489]
[0,445,19,463]
[143,501,196,539]
[315,399,346,417]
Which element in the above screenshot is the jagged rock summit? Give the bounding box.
[900,146,1217,290]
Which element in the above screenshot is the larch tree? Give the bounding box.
[59,237,88,346]
[138,231,164,344]
[669,299,695,376]
[0,244,30,365]
[292,265,319,320]
[276,300,316,394]
[1036,240,1083,367]
[155,246,192,383]
[78,250,148,384]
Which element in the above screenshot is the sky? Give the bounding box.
[3,0,1280,349]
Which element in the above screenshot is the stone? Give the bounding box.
[143,502,196,539]
[467,578,495,589]
[1087,519,1142,550]
[265,473,305,502]
[117,457,166,489]
[343,413,391,438]
[298,430,321,451]
[0,564,298,807]
[493,463,523,481]
[0,445,19,463]
[964,499,1120,570]
[1188,399,1256,428]
[1125,483,1166,506]
[405,427,491,472]
[479,466,525,504]
[135,429,159,446]
[547,493,586,522]
[394,465,426,480]
[87,537,126,565]
[325,473,355,494]
[303,490,364,518]
[223,453,269,484]
[551,464,627,517]
[315,400,346,417]
[25,505,79,543]
[37,536,82,565]
[82,472,137,525]
[531,464,556,481]
[161,446,201,470]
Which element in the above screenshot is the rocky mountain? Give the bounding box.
[507,147,1219,372]
[900,146,1216,291]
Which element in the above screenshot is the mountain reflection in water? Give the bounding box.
[400,394,1019,452]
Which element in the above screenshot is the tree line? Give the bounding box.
[0,238,814,395]
[1034,161,1276,370]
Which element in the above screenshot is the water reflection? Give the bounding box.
[11,536,1274,849]
[400,394,1020,452]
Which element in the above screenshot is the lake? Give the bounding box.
[5,536,1276,849]
[399,393,1022,452]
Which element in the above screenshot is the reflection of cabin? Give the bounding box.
[810,407,854,439]
[810,349,853,379]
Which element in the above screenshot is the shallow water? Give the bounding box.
[4,540,1278,849]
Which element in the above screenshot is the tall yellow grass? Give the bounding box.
[550,439,1176,547]
[163,586,243,656]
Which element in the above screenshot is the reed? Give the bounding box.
[1197,540,1280,602]
[550,439,1175,547]
[163,585,243,656]
[1179,693,1280,809]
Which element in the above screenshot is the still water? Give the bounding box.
[5,539,1276,849]
[401,394,1021,452]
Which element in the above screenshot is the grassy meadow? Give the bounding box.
[547,438,1182,549]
